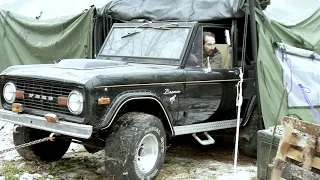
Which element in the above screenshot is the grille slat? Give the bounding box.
[19,90,69,97]
[16,103,69,114]
[16,84,72,92]
[5,76,82,116]
[16,100,68,110]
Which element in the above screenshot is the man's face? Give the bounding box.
[204,35,216,56]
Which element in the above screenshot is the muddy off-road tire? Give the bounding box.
[239,107,259,158]
[105,112,166,180]
[13,126,71,161]
[83,145,100,154]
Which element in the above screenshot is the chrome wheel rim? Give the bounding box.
[136,133,159,173]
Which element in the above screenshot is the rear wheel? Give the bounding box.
[105,112,166,180]
[13,126,71,161]
[239,107,260,158]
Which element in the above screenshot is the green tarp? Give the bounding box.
[256,3,320,127]
[0,6,94,72]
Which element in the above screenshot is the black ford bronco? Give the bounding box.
[0,20,259,179]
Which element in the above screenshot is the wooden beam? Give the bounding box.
[290,135,320,153]
[286,147,320,170]
[271,124,294,180]
[273,159,320,179]
[283,116,320,136]
[301,134,316,170]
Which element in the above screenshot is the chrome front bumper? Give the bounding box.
[0,109,93,139]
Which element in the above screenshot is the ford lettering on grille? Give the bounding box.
[28,93,54,101]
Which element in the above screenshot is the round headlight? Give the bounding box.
[67,90,83,115]
[3,82,16,103]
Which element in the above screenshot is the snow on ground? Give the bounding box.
[0,121,258,179]
[0,122,21,161]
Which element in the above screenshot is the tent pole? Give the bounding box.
[249,0,263,128]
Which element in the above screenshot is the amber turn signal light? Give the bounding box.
[16,90,25,99]
[45,114,59,123]
[98,97,110,105]
[12,103,23,113]
[58,97,68,105]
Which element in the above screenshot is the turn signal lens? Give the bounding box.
[12,103,23,113]
[58,97,68,105]
[45,114,59,123]
[98,97,110,105]
[16,90,25,99]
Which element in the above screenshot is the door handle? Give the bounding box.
[228,69,240,76]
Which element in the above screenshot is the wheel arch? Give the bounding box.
[99,91,174,136]
[242,94,257,126]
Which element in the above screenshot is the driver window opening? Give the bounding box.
[185,27,233,69]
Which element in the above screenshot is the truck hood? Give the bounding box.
[1,59,178,85]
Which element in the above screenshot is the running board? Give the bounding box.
[173,119,239,136]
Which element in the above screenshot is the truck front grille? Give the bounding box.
[4,76,83,116]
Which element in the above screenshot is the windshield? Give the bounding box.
[100,26,191,60]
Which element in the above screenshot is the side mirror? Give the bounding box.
[54,59,61,64]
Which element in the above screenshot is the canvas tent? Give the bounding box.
[106,0,246,21]
[0,0,109,20]
[0,7,95,70]
[256,0,320,127]
[0,0,115,72]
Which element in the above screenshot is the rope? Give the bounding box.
[241,11,249,72]
[233,9,249,173]
[298,84,320,124]
[233,8,249,174]
[234,67,244,173]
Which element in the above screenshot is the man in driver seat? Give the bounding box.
[202,32,222,68]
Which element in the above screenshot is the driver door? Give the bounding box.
[181,25,238,125]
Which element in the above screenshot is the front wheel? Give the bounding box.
[13,126,71,161]
[105,112,166,180]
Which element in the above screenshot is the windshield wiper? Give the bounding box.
[121,22,151,38]
[152,23,179,30]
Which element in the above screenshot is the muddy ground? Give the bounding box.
[0,122,257,180]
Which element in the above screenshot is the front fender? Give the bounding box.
[99,91,174,134]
